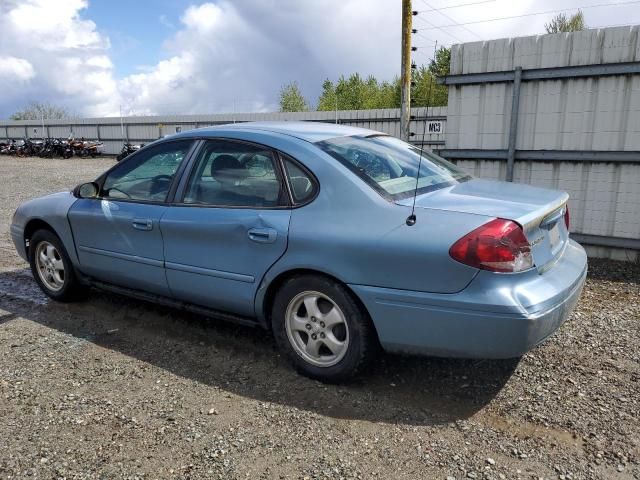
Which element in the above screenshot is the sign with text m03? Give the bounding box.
[426,121,444,134]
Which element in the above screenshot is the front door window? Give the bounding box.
[102,140,193,202]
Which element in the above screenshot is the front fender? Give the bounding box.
[11,191,79,265]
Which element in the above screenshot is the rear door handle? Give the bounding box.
[132,218,153,231]
[247,227,277,243]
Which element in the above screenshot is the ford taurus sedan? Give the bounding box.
[10,122,587,382]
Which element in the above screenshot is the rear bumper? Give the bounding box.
[349,240,587,359]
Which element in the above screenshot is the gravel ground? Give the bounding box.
[0,156,638,480]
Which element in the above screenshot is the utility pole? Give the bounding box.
[400,0,412,142]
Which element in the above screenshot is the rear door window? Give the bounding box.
[183,140,288,207]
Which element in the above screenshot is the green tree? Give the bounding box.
[411,46,450,107]
[316,79,338,111]
[10,101,70,120]
[309,48,451,112]
[317,74,400,111]
[412,69,448,107]
[279,82,309,112]
[428,46,451,78]
[545,10,586,34]
[378,79,401,109]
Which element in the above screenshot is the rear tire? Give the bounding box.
[29,229,86,302]
[271,275,379,383]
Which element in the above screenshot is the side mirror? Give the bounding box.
[74,182,100,199]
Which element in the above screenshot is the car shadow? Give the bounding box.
[585,258,640,284]
[0,268,519,427]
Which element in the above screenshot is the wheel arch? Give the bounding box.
[259,268,378,338]
[23,218,58,260]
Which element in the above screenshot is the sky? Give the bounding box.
[0,0,639,118]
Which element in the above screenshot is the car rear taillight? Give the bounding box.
[564,205,570,232]
[449,218,533,273]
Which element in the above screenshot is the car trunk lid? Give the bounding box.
[396,179,570,272]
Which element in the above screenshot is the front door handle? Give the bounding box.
[132,218,153,231]
[247,227,277,243]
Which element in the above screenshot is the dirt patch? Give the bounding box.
[0,156,638,479]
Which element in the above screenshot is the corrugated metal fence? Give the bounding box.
[442,26,640,261]
[0,107,447,157]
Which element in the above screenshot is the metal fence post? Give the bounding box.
[506,66,522,182]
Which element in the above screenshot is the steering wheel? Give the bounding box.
[152,174,173,183]
[149,174,173,196]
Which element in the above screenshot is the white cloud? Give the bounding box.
[1,0,639,118]
[0,0,120,118]
[0,56,35,81]
[117,0,401,115]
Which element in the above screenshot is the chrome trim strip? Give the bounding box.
[78,245,164,268]
[165,261,255,283]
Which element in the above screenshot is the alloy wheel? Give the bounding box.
[285,290,350,367]
[35,241,65,291]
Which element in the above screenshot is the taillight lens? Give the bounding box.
[564,205,570,232]
[449,218,533,273]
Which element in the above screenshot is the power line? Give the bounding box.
[419,0,640,30]
[422,0,484,39]
[413,30,438,44]
[413,15,466,43]
[414,0,496,13]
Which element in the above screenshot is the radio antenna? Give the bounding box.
[406,40,438,226]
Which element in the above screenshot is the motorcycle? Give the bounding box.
[67,136,104,157]
[82,140,104,157]
[38,138,55,158]
[41,138,73,159]
[15,139,30,157]
[116,142,144,162]
[4,140,20,156]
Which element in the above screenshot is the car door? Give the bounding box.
[68,139,195,296]
[160,139,292,317]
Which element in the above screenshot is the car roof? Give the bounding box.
[183,121,384,143]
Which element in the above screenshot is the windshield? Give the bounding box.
[317,135,471,200]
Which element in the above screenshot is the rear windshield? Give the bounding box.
[317,135,471,200]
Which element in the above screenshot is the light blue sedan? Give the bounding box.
[10,122,587,382]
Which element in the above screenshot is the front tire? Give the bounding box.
[271,275,378,383]
[29,230,86,302]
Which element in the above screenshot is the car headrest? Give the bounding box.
[210,154,246,183]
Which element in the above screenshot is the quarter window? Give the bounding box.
[183,140,286,207]
[283,156,317,204]
[102,140,193,202]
